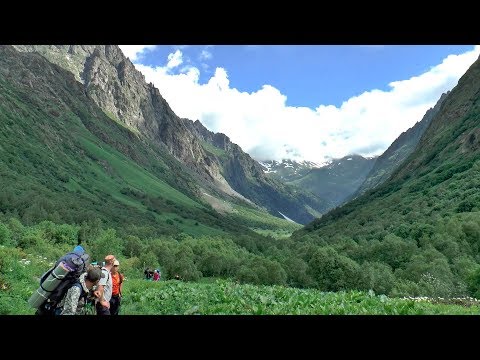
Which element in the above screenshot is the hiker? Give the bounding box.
[56,267,104,315]
[30,245,91,315]
[94,254,115,315]
[110,259,124,315]
[153,269,160,282]
[144,268,154,280]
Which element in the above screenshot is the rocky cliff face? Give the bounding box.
[14,45,237,195]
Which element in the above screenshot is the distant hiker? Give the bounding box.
[94,254,115,315]
[153,269,160,282]
[110,259,124,315]
[144,268,154,280]
[56,267,104,315]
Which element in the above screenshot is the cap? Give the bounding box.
[113,259,120,266]
[104,255,115,265]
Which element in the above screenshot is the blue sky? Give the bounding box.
[133,45,473,108]
[120,45,479,164]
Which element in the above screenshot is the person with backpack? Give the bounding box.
[109,259,124,315]
[56,267,104,315]
[94,254,115,315]
[30,245,91,315]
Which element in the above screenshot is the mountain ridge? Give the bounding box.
[352,91,449,199]
[12,45,330,224]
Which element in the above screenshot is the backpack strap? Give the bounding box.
[101,267,110,283]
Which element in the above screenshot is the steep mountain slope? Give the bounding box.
[0,45,273,237]
[353,92,448,198]
[184,120,331,223]
[291,54,480,296]
[13,45,230,190]
[14,45,329,224]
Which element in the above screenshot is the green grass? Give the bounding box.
[103,110,140,135]
[79,137,201,208]
[122,278,480,315]
[229,204,302,233]
[2,222,479,316]
[250,228,295,239]
[200,140,226,158]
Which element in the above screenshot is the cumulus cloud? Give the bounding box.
[118,45,157,62]
[130,46,480,164]
[166,50,183,69]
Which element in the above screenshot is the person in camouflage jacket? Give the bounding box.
[56,267,103,315]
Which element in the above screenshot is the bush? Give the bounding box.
[307,246,361,292]
[0,223,12,246]
[358,262,395,295]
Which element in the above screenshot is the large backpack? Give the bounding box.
[33,246,90,316]
[52,281,89,315]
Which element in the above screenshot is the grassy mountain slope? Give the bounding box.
[353,92,448,198]
[291,55,480,297]
[0,45,295,237]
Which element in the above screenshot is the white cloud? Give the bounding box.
[118,45,157,62]
[200,49,212,60]
[130,46,480,164]
[166,50,183,69]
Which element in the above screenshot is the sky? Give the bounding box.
[119,45,480,165]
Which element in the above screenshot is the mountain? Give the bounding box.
[291,54,480,297]
[12,45,329,224]
[184,120,331,223]
[265,155,376,210]
[259,159,322,182]
[0,45,246,237]
[353,92,449,198]
[12,46,230,191]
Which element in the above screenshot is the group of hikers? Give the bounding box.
[32,247,124,316]
[143,268,166,281]
[30,245,183,315]
[144,268,161,281]
[144,268,181,281]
